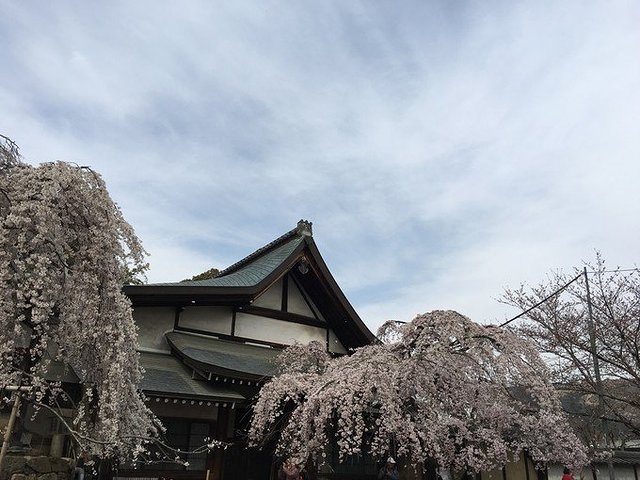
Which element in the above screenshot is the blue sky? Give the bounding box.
[2,1,639,330]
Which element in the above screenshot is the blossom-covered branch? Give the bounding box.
[0,138,156,457]
[250,310,587,472]
[503,254,640,447]
[30,400,230,464]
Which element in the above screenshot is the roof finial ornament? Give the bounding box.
[296,219,313,237]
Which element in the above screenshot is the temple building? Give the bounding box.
[120,220,376,480]
[4,221,640,480]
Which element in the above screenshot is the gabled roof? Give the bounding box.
[124,220,376,347]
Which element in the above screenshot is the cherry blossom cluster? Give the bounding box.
[0,147,158,457]
[250,310,588,472]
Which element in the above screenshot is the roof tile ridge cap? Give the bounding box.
[216,227,300,277]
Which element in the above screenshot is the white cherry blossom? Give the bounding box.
[0,139,157,456]
[250,310,588,473]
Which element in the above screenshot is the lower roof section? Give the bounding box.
[44,359,80,383]
[165,331,280,381]
[139,351,245,402]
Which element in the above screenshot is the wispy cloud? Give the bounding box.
[1,0,639,330]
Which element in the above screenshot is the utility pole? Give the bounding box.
[584,267,615,480]
[0,386,30,473]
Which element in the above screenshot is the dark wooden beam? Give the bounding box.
[281,274,288,312]
[127,293,254,307]
[237,305,325,328]
[174,325,288,350]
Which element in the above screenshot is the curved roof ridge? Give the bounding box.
[217,219,312,277]
[217,228,297,277]
[149,235,304,287]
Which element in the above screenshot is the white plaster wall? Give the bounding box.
[253,278,283,310]
[235,313,326,345]
[328,329,347,354]
[134,306,175,352]
[287,280,315,318]
[288,279,325,320]
[548,465,563,480]
[602,465,635,480]
[505,456,530,480]
[482,455,533,480]
[179,306,233,335]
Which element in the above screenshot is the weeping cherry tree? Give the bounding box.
[250,310,588,473]
[0,136,158,458]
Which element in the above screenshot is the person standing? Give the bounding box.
[562,467,575,480]
[378,457,399,480]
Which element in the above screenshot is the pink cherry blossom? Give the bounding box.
[0,141,158,456]
[250,310,588,472]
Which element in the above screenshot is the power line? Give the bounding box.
[499,272,583,328]
[499,266,640,328]
[587,267,640,274]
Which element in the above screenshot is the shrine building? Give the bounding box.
[120,220,376,480]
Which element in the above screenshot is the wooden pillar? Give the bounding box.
[208,407,229,480]
[0,392,21,472]
[537,467,548,480]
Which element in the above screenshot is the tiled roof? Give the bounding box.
[216,225,301,277]
[150,234,304,288]
[139,351,245,401]
[609,450,640,465]
[166,332,280,379]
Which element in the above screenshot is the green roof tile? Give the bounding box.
[151,235,304,288]
[166,332,280,378]
[139,351,245,401]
